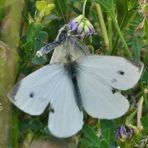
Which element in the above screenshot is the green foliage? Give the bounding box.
[82,125,100,147]
[0,0,148,147]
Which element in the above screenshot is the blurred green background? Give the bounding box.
[0,0,148,147]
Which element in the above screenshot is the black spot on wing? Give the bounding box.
[29,92,34,98]
[111,78,117,83]
[111,88,117,94]
[49,103,55,113]
[51,108,55,113]
[118,70,125,75]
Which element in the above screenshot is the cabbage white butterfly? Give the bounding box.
[8,26,144,138]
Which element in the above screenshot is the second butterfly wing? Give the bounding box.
[76,55,143,119]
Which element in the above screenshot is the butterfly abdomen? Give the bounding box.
[64,59,83,111]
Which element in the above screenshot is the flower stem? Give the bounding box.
[83,0,87,16]
[112,19,132,58]
[144,19,148,63]
[95,3,109,51]
[9,109,19,148]
[108,16,112,51]
[140,81,148,112]
[137,97,143,128]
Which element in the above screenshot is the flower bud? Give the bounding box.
[68,15,95,38]
[116,125,134,142]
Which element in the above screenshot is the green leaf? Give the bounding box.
[80,138,94,148]
[95,0,114,16]
[100,140,110,148]
[116,0,128,27]
[102,128,110,142]
[130,35,141,61]
[125,110,137,125]
[32,55,47,65]
[54,0,68,17]
[82,125,100,147]
[34,31,48,51]
[141,115,148,129]
[145,18,148,31]
[26,23,42,43]
[144,20,148,64]
[32,30,48,65]
[96,0,132,57]
[142,70,148,83]
[100,120,115,145]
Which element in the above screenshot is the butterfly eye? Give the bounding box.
[118,70,125,75]
[29,92,34,98]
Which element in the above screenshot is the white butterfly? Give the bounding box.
[8,27,144,138]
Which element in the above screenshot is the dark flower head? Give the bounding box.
[116,125,134,142]
[68,14,95,38]
[68,20,78,31]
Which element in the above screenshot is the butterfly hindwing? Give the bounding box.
[77,67,129,119]
[48,70,83,138]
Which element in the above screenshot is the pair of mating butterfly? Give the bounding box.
[8,26,144,138]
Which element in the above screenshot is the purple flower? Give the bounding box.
[85,20,95,35]
[116,125,134,141]
[68,14,95,38]
[68,20,78,31]
[88,26,95,35]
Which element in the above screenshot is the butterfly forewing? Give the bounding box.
[77,55,143,90]
[8,64,65,115]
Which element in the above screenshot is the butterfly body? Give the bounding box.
[50,35,90,64]
[64,54,83,111]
